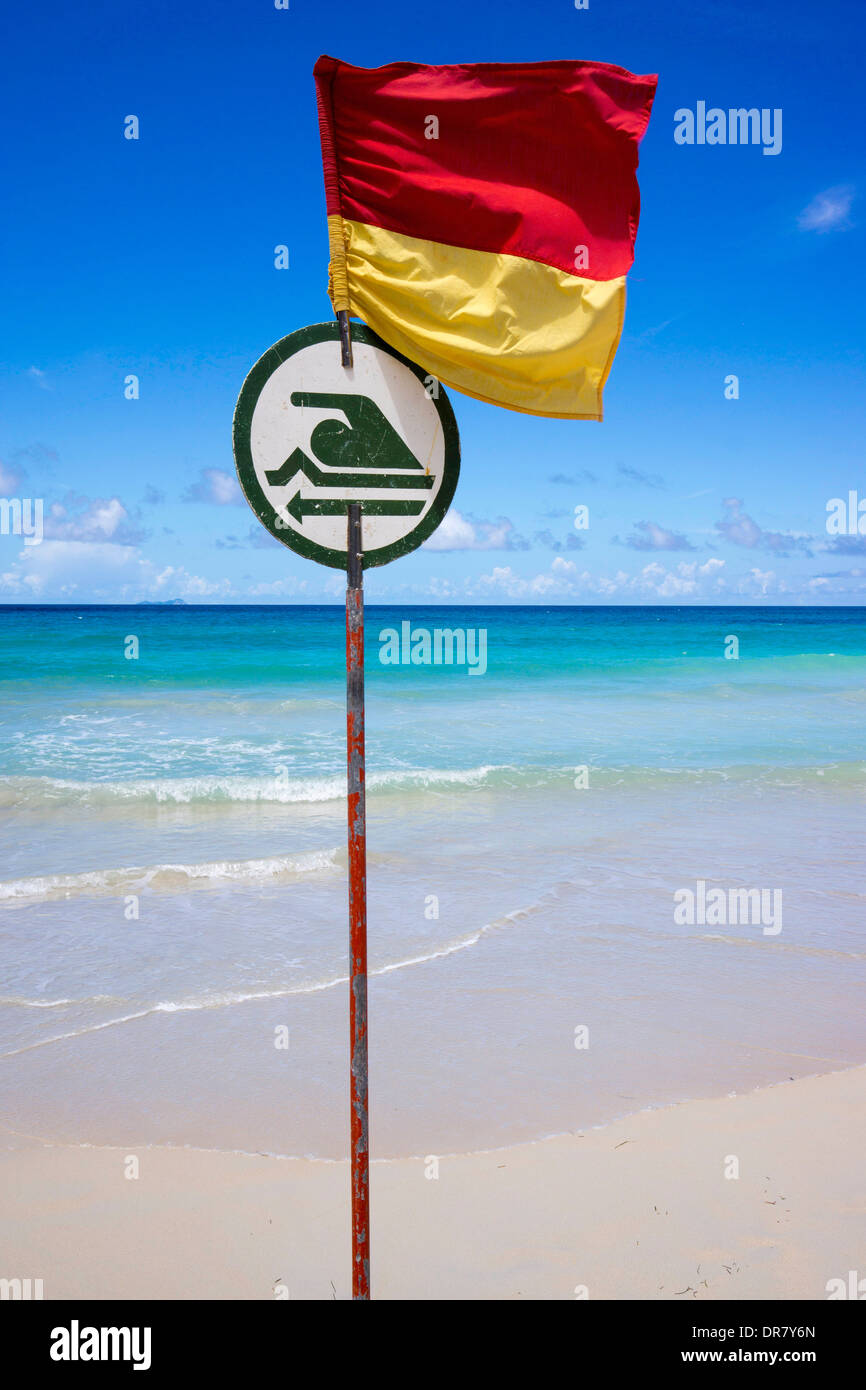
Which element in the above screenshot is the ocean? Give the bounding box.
[0,604,863,1159]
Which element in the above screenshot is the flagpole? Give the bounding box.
[338,309,354,369]
[341,273,370,1303]
[337,310,370,1299]
[346,502,369,1300]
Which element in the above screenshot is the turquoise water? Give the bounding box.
[0,605,864,1157]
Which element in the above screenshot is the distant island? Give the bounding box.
[135,599,188,606]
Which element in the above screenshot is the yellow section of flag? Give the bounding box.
[336,218,626,421]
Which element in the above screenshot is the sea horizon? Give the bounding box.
[3,602,866,609]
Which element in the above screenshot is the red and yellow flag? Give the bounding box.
[313,55,656,420]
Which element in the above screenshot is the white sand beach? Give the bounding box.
[2,1064,863,1301]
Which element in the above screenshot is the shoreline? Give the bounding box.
[2,1063,864,1300]
[4,1058,861,1167]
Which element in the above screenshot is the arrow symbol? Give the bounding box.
[266,448,433,492]
[284,493,427,525]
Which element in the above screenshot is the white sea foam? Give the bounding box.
[0,761,859,816]
[0,896,544,1059]
[0,765,509,810]
[0,996,77,1008]
[0,848,342,906]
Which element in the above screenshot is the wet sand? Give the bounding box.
[2,1064,863,1300]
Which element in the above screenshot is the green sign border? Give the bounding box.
[232,321,461,570]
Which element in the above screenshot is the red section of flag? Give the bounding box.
[314,55,657,282]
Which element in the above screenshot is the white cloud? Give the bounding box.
[152,565,231,598]
[423,509,476,550]
[715,498,812,557]
[475,565,534,598]
[736,566,780,596]
[426,576,460,599]
[44,496,141,543]
[182,469,243,505]
[620,520,695,551]
[422,508,523,551]
[0,540,229,601]
[0,541,148,598]
[471,556,727,601]
[626,557,726,598]
[798,185,855,233]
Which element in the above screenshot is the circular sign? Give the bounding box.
[232,322,460,569]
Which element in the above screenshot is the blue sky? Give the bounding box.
[1,0,864,604]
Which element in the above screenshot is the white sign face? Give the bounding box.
[232,322,460,569]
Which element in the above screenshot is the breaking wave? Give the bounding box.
[0,761,861,814]
[0,848,342,907]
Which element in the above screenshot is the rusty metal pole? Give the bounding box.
[338,309,354,369]
[346,502,370,1300]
